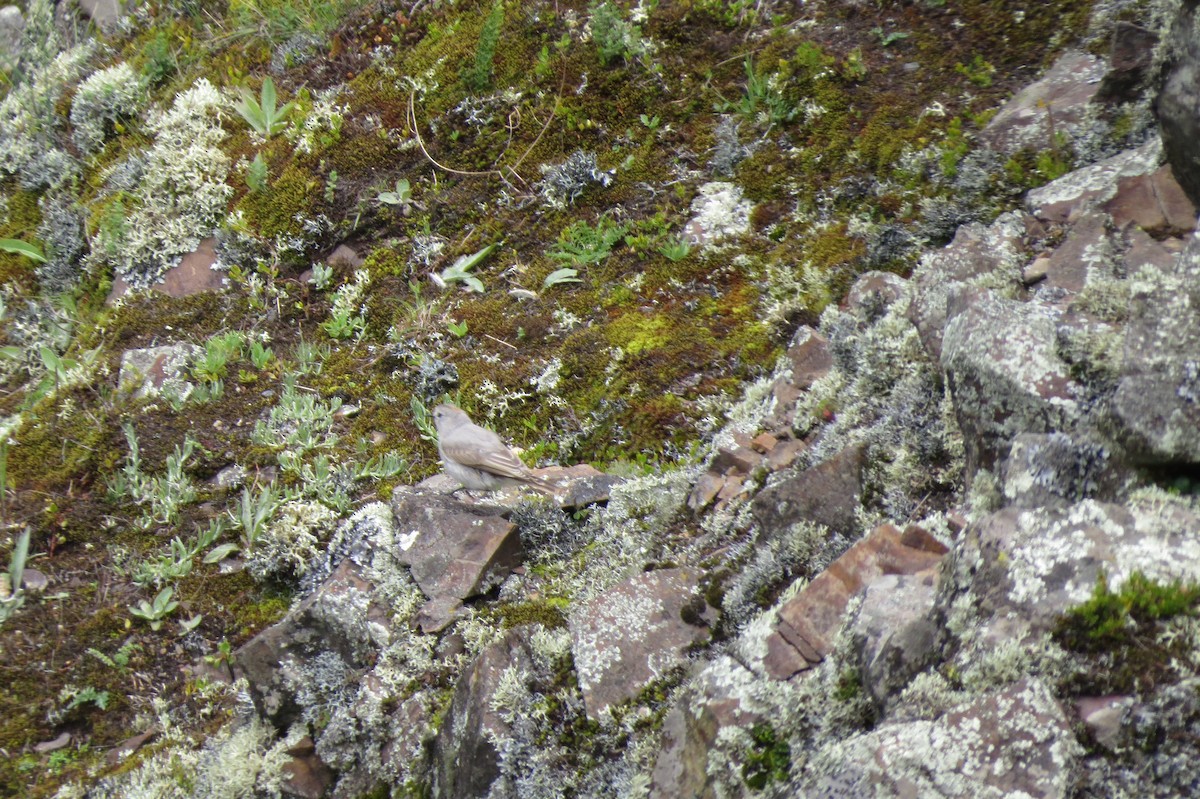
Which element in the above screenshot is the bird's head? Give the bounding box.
[432,403,470,433]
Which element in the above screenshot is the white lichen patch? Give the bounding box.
[683,182,753,248]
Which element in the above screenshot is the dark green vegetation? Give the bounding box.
[1055,570,1200,696]
[0,0,1098,793]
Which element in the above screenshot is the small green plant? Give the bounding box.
[0,528,31,626]
[955,54,995,88]
[232,483,283,551]
[294,338,330,374]
[871,27,910,47]
[246,152,269,193]
[438,243,496,292]
[548,218,626,266]
[321,307,366,339]
[51,686,110,722]
[129,586,180,631]
[0,238,47,263]
[465,0,504,91]
[639,113,660,131]
[728,56,797,128]
[447,319,469,338]
[86,640,141,672]
[410,396,438,443]
[324,169,339,203]
[375,178,412,206]
[658,239,691,262]
[249,340,274,369]
[589,0,648,67]
[310,262,334,291]
[741,722,791,790]
[842,47,868,81]
[193,331,246,383]
[1056,570,1200,651]
[234,76,295,138]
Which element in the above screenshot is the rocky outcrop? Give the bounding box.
[804,679,1079,799]
[1156,0,1200,207]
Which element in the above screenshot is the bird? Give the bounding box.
[432,403,554,494]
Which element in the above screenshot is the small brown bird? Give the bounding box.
[432,403,553,493]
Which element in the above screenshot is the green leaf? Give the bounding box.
[542,267,582,289]
[203,542,240,564]
[260,76,277,117]
[0,238,46,263]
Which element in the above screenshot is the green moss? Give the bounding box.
[741,721,791,790]
[494,597,569,629]
[238,158,319,240]
[607,311,671,356]
[1054,570,1200,694]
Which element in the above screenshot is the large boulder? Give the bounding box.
[804,679,1079,799]
[570,567,714,720]
[940,291,1081,477]
[1156,0,1200,207]
[1111,231,1200,463]
[751,444,866,538]
[430,625,540,799]
[848,572,941,705]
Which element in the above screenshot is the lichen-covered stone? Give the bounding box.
[804,678,1079,799]
[979,50,1105,156]
[1156,0,1200,207]
[848,571,940,705]
[1112,230,1200,462]
[569,567,713,719]
[941,290,1081,477]
[1025,137,1163,223]
[116,342,203,401]
[907,214,1029,361]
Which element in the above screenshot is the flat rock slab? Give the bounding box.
[751,444,866,537]
[979,50,1105,156]
[1025,137,1163,223]
[762,523,946,681]
[941,291,1080,475]
[391,489,522,603]
[808,679,1077,799]
[570,567,713,720]
[1104,164,1197,237]
[108,237,228,302]
[1113,230,1200,462]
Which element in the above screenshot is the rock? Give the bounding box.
[281,736,336,799]
[326,243,363,269]
[1076,695,1133,750]
[431,626,539,799]
[34,732,71,754]
[391,489,523,604]
[1123,227,1185,276]
[750,432,777,454]
[108,238,228,302]
[1157,0,1200,207]
[117,343,203,402]
[1112,231,1200,462]
[237,558,390,729]
[570,567,713,719]
[648,656,761,799]
[751,444,866,537]
[908,214,1029,361]
[765,437,807,471]
[1097,22,1158,104]
[849,571,940,704]
[686,472,724,514]
[557,469,626,511]
[805,679,1078,799]
[1103,165,1197,237]
[413,596,463,635]
[978,51,1105,157]
[1002,433,1116,509]
[1026,137,1163,223]
[1035,211,1117,295]
[0,6,22,71]
[767,326,833,430]
[941,291,1081,477]
[948,499,1200,635]
[760,523,946,681]
[19,567,48,593]
[77,0,124,33]
[843,270,907,318]
[105,728,158,766]
[711,444,761,476]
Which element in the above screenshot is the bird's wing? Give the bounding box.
[441,427,533,479]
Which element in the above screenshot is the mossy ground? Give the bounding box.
[0,0,1098,793]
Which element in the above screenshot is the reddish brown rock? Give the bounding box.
[106,728,158,766]
[1037,212,1115,294]
[751,444,866,536]
[108,237,227,302]
[767,326,833,430]
[979,51,1105,156]
[687,472,725,514]
[391,490,523,604]
[762,523,946,681]
[1104,165,1197,237]
[843,270,906,317]
[281,736,336,799]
